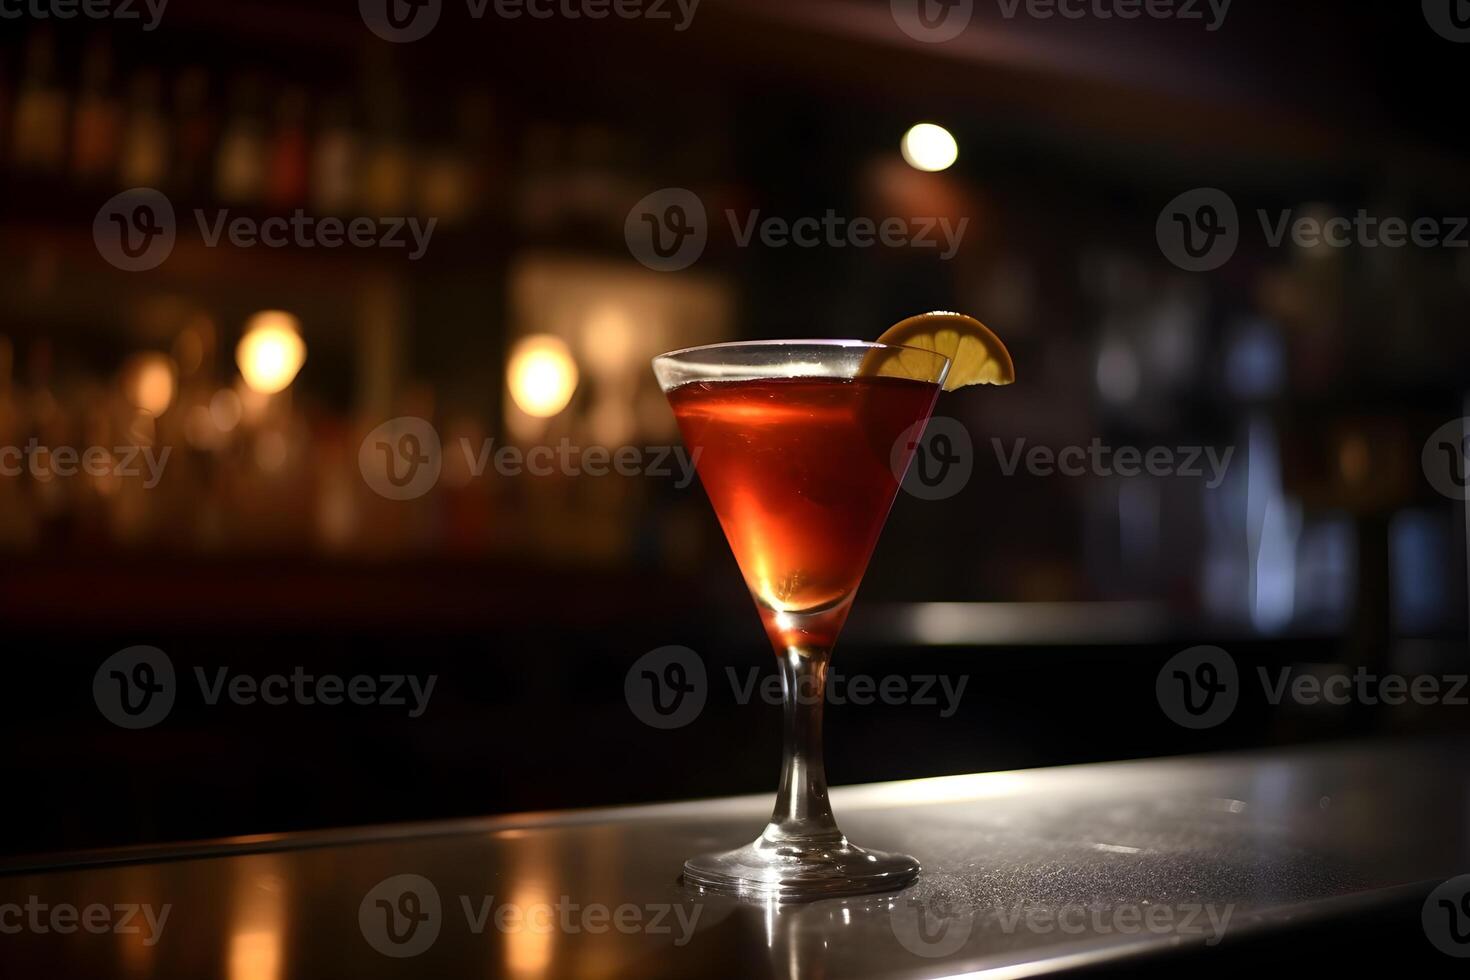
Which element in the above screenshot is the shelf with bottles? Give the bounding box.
[0,28,744,275]
[1,30,502,231]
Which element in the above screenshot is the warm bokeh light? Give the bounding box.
[211,388,244,431]
[588,398,635,446]
[227,861,286,980]
[900,123,958,172]
[507,334,578,418]
[228,930,282,980]
[236,377,272,425]
[236,311,307,395]
[504,886,555,976]
[579,305,634,376]
[123,353,177,416]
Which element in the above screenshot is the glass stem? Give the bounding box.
[763,644,844,847]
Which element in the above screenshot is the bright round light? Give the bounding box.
[507,334,578,419]
[124,353,176,416]
[237,311,306,395]
[901,123,958,172]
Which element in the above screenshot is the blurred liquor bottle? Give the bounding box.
[216,74,266,203]
[11,31,67,174]
[451,90,498,220]
[361,77,410,215]
[411,91,490,226]
[266,86,309,209]
[416,142,470,226]
[311,96,360,215]
[71,37,122,184]
[173,67,216,198]
[119,68,169,187]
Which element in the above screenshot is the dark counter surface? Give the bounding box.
[3,737,1467,977]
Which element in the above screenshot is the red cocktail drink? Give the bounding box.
[653,340,950,900]
[668,376,939,650]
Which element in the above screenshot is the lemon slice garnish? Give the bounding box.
[867,311,1015,391]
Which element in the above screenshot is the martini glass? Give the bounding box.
[653,339,949,901]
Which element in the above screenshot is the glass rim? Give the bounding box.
[651,338,947,362]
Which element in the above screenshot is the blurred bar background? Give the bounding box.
[0,0,1467,855]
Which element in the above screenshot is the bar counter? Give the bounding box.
[4,737,1466,977]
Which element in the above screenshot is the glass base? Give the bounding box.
[683,834,920,902]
